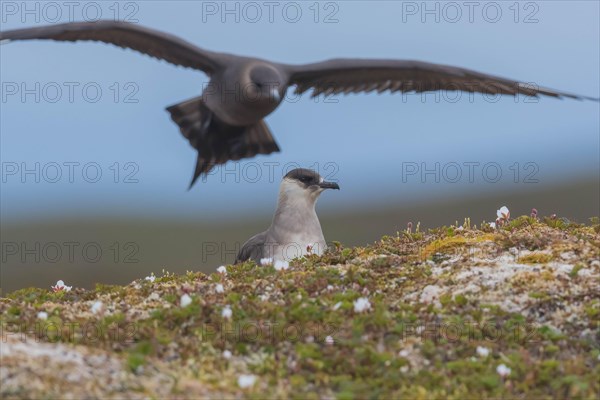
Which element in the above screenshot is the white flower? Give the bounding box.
[398,349,410,358]
[259,294,269,301]
[326,285,334,291]
[325,335,334,345]
[216,266,227,274]
[260,258,273,266]
[496,364,511,377]
[91,301,104,314]
[223,350,232,359]
[144,274,156,283]
[497,206,510,221]
[215,283,224,294]
[237,374,256,388]
[148,292,161,301]
[180,294,192,307]
[51,280,72,292]
[476,346,490,357]
[353,297,371,313]
[489,222,496,229]
[332,302,342,311]
[221,305,232,319]
[37,311,48,320]
[456,225,464,231]
[274,259,289,271]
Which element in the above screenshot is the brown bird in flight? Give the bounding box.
[1,21,597,187]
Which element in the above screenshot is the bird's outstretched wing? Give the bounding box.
[0,21,226,73]
[285,59,598,101]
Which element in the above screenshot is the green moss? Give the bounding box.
[1,214,599,399]
[569,263,584,278]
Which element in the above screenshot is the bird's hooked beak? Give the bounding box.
[319,181,340,190]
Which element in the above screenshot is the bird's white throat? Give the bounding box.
[268,178,327,260]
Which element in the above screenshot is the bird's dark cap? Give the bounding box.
[284,168,320,182]
[284,168,339,190]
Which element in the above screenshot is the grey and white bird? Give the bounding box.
[1,21,598,187]
[236,168,339,263]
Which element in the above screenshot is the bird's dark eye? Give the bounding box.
[300,176,312,183]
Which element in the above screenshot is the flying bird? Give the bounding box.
[236,168,339,263]
[1,21,597,187]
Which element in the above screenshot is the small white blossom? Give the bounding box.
[144,274,156,283]
[496,364,511,377]
[37,311,48,320]
[489,222,496,229]
[215,283,224,294]
[398,349,410,358]
[476,346,490,357]
[237,374,256,388]
[216,266,227,274]
[148,292,161,301]
[456,225,464,231]
[274,260,289,271]
[325,335,334,345]
[51,280,72,292]
[326,285,334,291]
[497,206,510,221]
[353,297,371,313]
[180,294,192,308]
[260,258,273,266]
[221,305,232,319]
[223,350,232,359]
[259,294,269,301]
[333,302,342,311]
[91,301,104,314]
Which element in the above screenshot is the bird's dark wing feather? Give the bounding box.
[236,231,267,263]
[0,21,225,73]
[285,59,598,100]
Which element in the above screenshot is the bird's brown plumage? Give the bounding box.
[2,21,597,187]
[286,59,596,100]
[0,21,225,73]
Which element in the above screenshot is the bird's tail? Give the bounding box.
[166,96,280,188]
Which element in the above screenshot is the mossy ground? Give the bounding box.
[1,216,599,399]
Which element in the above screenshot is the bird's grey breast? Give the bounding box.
[265,210,326,261]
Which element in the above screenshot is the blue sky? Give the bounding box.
[1,1,598,222]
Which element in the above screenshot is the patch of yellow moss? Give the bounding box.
[421,233,497,259]
[518,253,553,264]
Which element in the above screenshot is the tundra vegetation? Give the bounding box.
[1,215,599,399]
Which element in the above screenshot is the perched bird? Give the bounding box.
[236,168,339,263]
[1,21,597,187]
